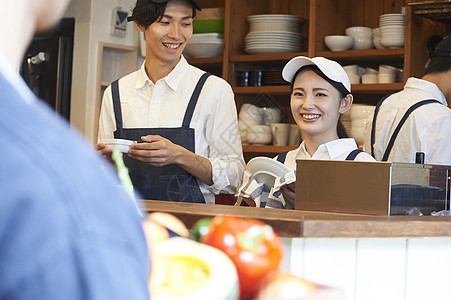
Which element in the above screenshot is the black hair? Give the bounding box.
[290,65,350,138]
[425,56,451,75]
[131,0,197,29]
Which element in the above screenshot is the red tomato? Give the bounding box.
[201,215,284,299]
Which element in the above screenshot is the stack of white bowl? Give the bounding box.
[345,104,376,147]
[379,13,405,48]
[245,14,304,54]
[345,26,374,50]
[373,27,384,49]
[343,64,364,85]
[239,104,283,144]
[183,33,224,58]
[361,67,378,84]
[378,64,397,83]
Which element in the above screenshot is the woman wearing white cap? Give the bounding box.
[266,56,375,209]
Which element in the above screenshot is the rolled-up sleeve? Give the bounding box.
[201,79,245,198]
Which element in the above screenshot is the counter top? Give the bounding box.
[142,200,451,238]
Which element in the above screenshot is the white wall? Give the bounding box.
[64,0,140,143]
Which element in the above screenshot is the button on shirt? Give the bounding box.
[98,56,245,203]
[363,77,451,165]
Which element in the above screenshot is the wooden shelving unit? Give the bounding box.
[194,0,445,160]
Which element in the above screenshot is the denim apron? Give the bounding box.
[111,72,211,203]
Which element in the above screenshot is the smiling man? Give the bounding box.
[97,0,244,204]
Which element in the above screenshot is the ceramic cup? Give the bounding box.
[288,124,302,146]
[262,107,282,125]
[270,123,291,146]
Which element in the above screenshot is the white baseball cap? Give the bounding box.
[282,56,351,93]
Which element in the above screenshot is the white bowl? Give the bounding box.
[183,40,224,58]
[365,67,378,75]
[348,74,361,85]
[378,73,396,83]
[352,38,373,50]
[324,35,354,51]
[349,104,375,120]
[362,73,378,84]
[100,139,135,153]
[248,125,271,134]
[379,64,397,74]
[247,132,272,144]
[373,37,385,49]
[345,26,374,39]
[373,27,381,37]
[239,104,263,127]
[261,107,282,125]
[343,64,359,75]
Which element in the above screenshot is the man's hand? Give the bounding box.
[96,142,113,164]
[128,135,184,167]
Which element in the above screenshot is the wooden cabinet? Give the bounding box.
[191,0,446,159]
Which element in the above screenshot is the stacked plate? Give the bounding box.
[379,13,405,48]
[184,33,224,58]
[245,14,304,54]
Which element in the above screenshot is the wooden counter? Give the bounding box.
[142,200,451,238]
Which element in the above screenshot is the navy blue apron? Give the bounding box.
[111,72,212,203]
[370,95,440,161]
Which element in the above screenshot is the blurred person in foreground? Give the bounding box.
[96,0,244,204]
[0,0,150,298]
[364,35,451,165]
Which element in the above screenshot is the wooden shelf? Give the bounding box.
[316,48,405,63]
[231,49,404,64]
[352,83,404,93]
[233,83,404,95]
[186,56,223,65]
[230,52,308,63]
[233,85,290,95]
[243,145,297,153]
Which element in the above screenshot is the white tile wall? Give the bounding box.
[405,237,451,300]
[354,238,406,300]
[283,237,451,300]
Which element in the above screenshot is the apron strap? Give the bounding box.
[182,72,212,127]
[277,151,289,164]
[381,99,441,161]
[111,80,123,131]
[370,93,391,158]
[345,149,363,161]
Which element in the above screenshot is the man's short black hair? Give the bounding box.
[425,35,451,75]
[131,0,197,29]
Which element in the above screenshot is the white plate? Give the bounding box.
[246,156,291,187]
[100,139,135,153]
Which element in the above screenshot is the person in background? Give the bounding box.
[0,0,150,298]
[364,35,451,165]
[236,56,375,209]
[97,0,244,204]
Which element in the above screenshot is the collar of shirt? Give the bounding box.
[295,138,358,160]
[134,55,189,92]
[404,77,447,106]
